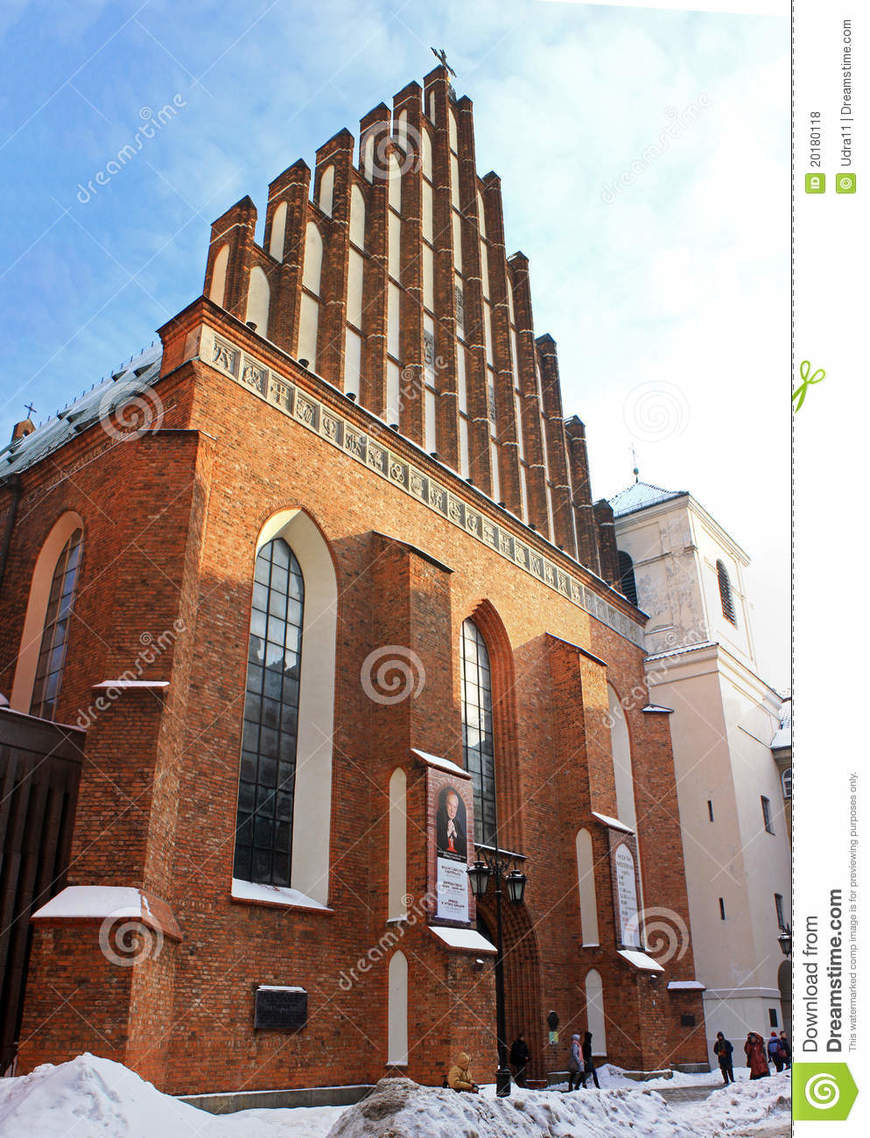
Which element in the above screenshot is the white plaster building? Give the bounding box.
[610,479,792,1060]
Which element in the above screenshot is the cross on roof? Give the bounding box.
[430,47,456,78]
[24,402,36,419]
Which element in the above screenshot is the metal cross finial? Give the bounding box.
[24,402,36,419]
[631,445,639,483]
[430,47,456,78]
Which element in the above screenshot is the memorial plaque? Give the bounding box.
[613,843,641,947]
[254,985,307,1031]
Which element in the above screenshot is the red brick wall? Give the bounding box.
[4,308,708,1090]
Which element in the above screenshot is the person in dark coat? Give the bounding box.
[713,1032,735,1084]
[745,1032,770,1079]
[581,1031,601,1089]
[509,1033,530,1087]
[778,1031,791,1069]
[767,1031,784,1072]
[566,1033,583,1091]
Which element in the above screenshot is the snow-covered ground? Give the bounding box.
[0,1053,791,1138]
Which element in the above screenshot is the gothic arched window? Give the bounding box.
[461,619,496,846]
[617,550,638,607]
[30,528,83,720]
[234,538,304,886]
[716,559,737,625]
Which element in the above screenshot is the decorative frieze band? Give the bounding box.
[201,326,645,648]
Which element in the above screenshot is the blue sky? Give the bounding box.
[0,0,789,686]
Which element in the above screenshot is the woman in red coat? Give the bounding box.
[744,1032,770,1079]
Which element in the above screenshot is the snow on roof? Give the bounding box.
[231,877,331,912]
[609,480,686,518]
[1,343,163,478]
[770,700,792,750]
[667,980,706,991]
[31,885,181,941]
[591,811,634,834]
[618,948,665,973]
[33,886,146,921]
[641,704,674,714]
[93,680,170,689]
[411,749,470,779]
[430,925,497,954]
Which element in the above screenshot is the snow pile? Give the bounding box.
[0,1053,344,1138]
[682,1072,791,1133]
[0,1053,203,1137]
[325,1077,690,1138]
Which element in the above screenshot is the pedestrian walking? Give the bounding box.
[713,1032,735,1085]
[767,1031,784,1072]
[567,1033,583,1091]
[744,1031,770,1079]
[509,1033,530,1087]
[778,1031,791,1069]
[581,1030,601,1089]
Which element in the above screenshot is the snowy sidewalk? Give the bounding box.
[0,1053,791,1138]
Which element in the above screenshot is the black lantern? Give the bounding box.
[467,860,491,898]
[778,924,792,958]
[505,869,527,905]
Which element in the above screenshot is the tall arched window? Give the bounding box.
[617,550,638,607]
[584,968,607,1054]
[387,950,408,1064]
[209,243,229,305]
[234,538,304,887]
[461,619,496,845]
[29,528,83,720]
[245,265,270,337]
[716,559,737,625]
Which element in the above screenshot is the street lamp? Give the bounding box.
[778,924,792,958]
[467,848,527,1097]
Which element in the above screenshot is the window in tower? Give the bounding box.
[618,550,638,607]
[717,559,737,625]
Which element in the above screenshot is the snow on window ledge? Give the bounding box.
[230,877,332,913]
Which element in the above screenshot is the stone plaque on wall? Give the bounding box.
[605,829,643,948]
[253,985,307,1031]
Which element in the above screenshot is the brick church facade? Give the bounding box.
[0,64,708,1094]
